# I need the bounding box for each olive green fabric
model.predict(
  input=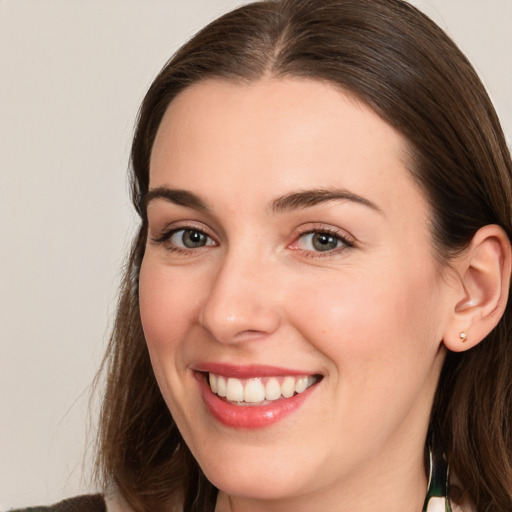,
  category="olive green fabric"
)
[422,447,451,512]
[8,494,106,512]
